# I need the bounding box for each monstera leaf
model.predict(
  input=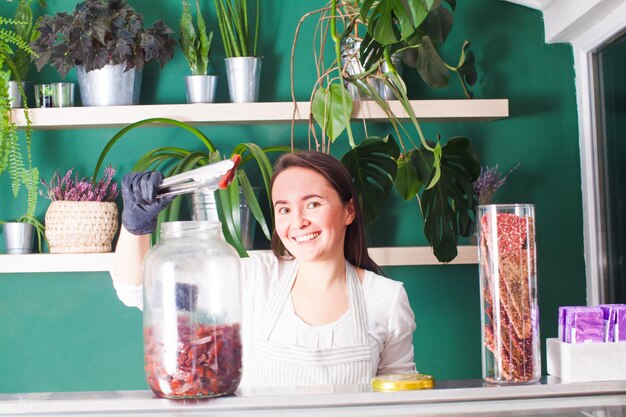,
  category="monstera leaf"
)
[416,35,449,88]
[360,0,435,45]
[412,136,480,262]
[341,136,400,223]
